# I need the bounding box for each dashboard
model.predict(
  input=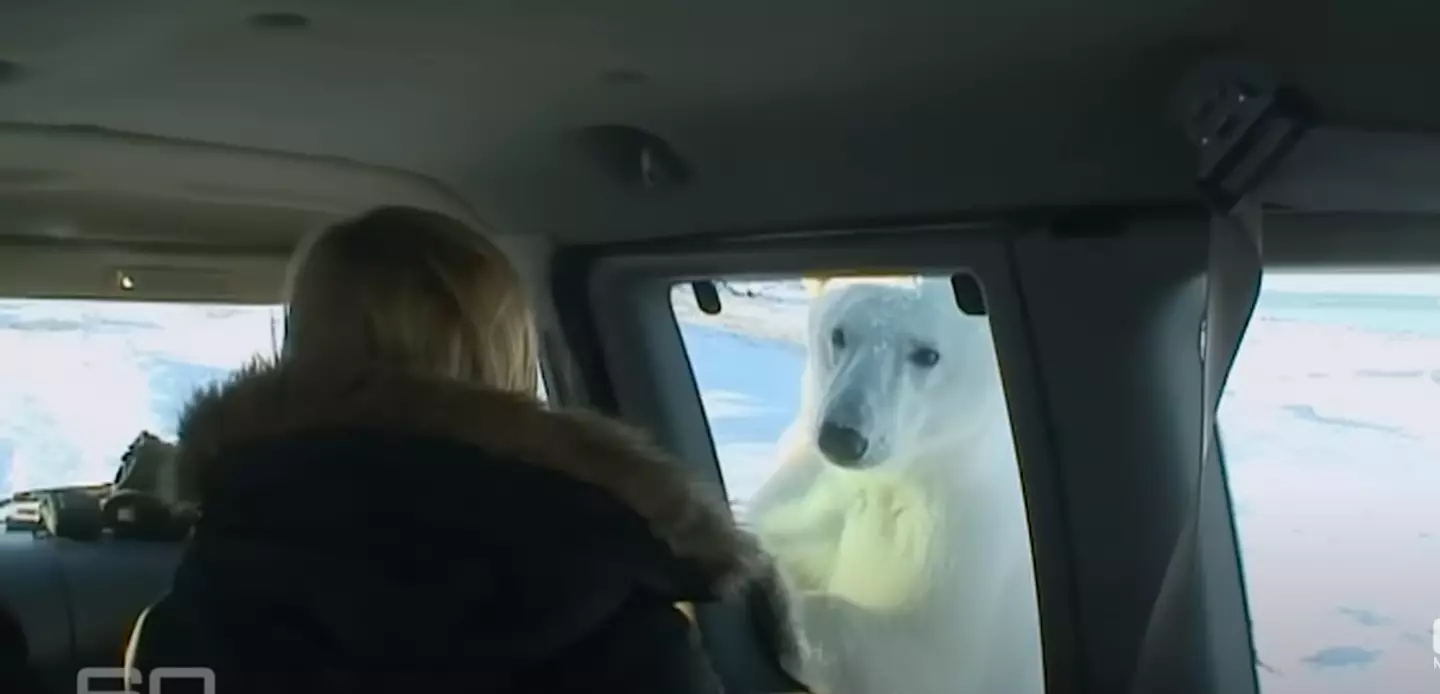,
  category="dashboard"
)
[0,531,182,691]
